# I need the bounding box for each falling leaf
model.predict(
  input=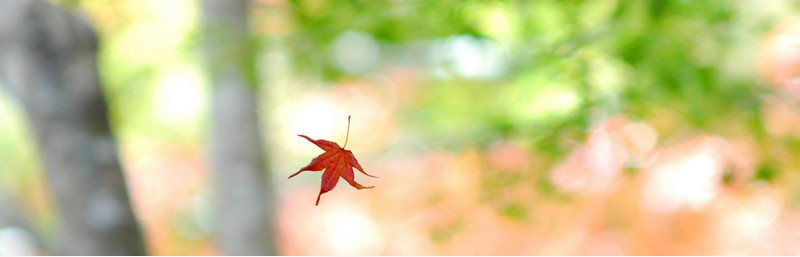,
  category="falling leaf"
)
[290,116,377,205]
